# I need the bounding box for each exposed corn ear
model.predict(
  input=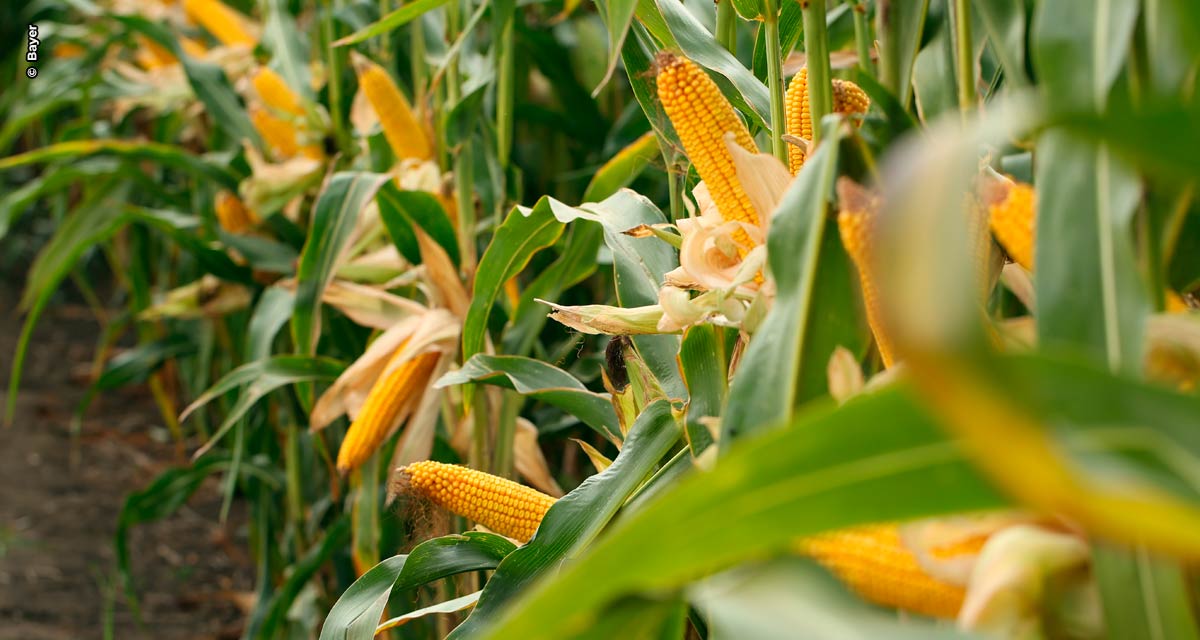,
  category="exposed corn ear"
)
[353,53,432,161]
[183,0,258,47]
[135,35,177,70]
[785,67,871,173]
[180,36,209,58]
[250,105,302,158]
[399,460,557,543]
[655,53,760,249]
[252,67,304,117]
[836,178,896,368]
[214,190,258,234]
[1166,291,1190,314]
[985,179,1036,270]
[797,523,968,619]
[337,348,439,473]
